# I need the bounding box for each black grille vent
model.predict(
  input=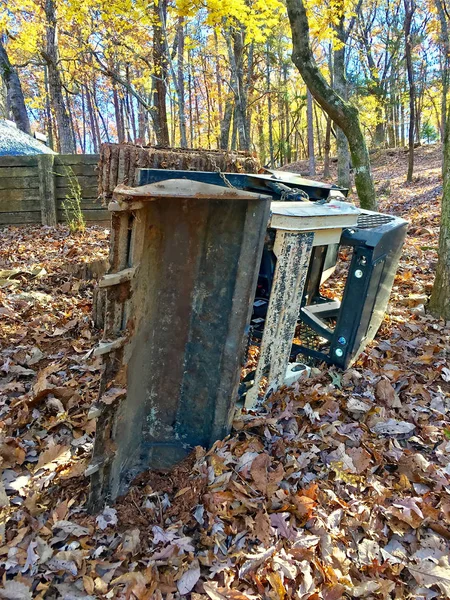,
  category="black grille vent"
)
[357,213,395,229]
[295,321,332,353]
